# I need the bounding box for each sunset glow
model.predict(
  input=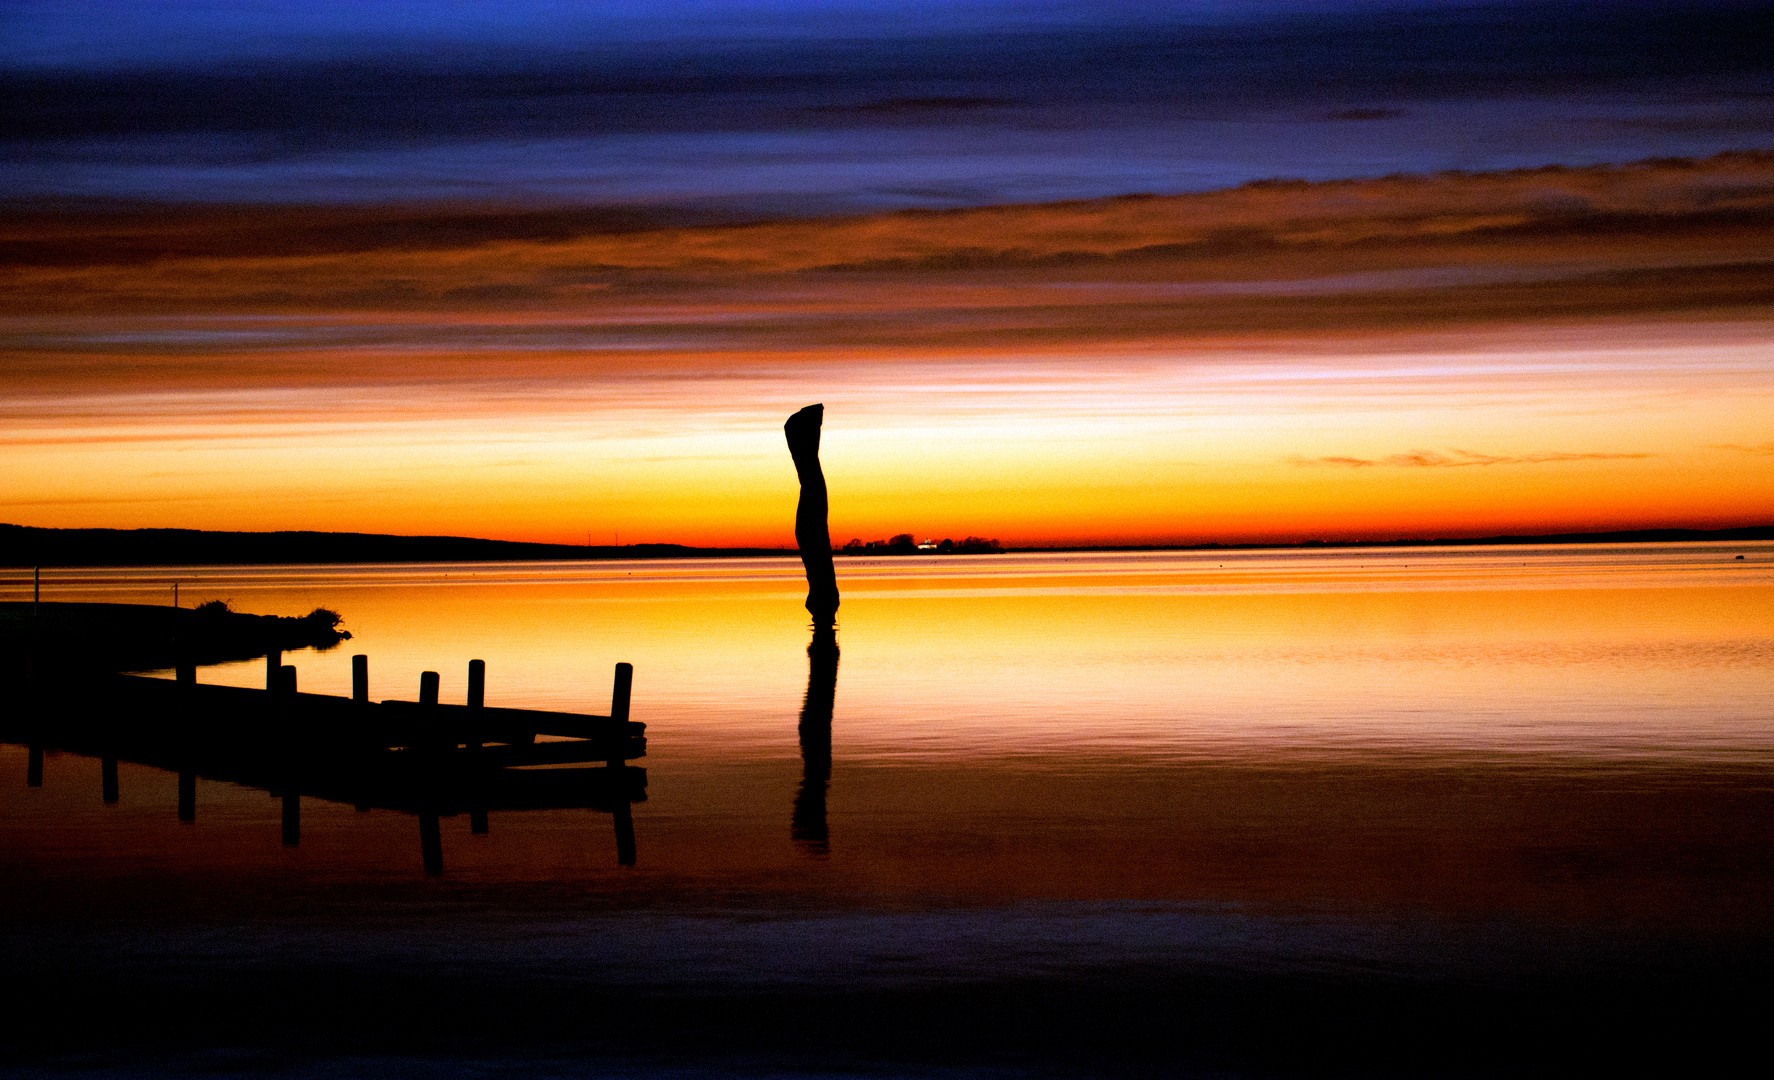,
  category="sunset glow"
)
[7,160,1774,545]
[5,2,1772,547]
